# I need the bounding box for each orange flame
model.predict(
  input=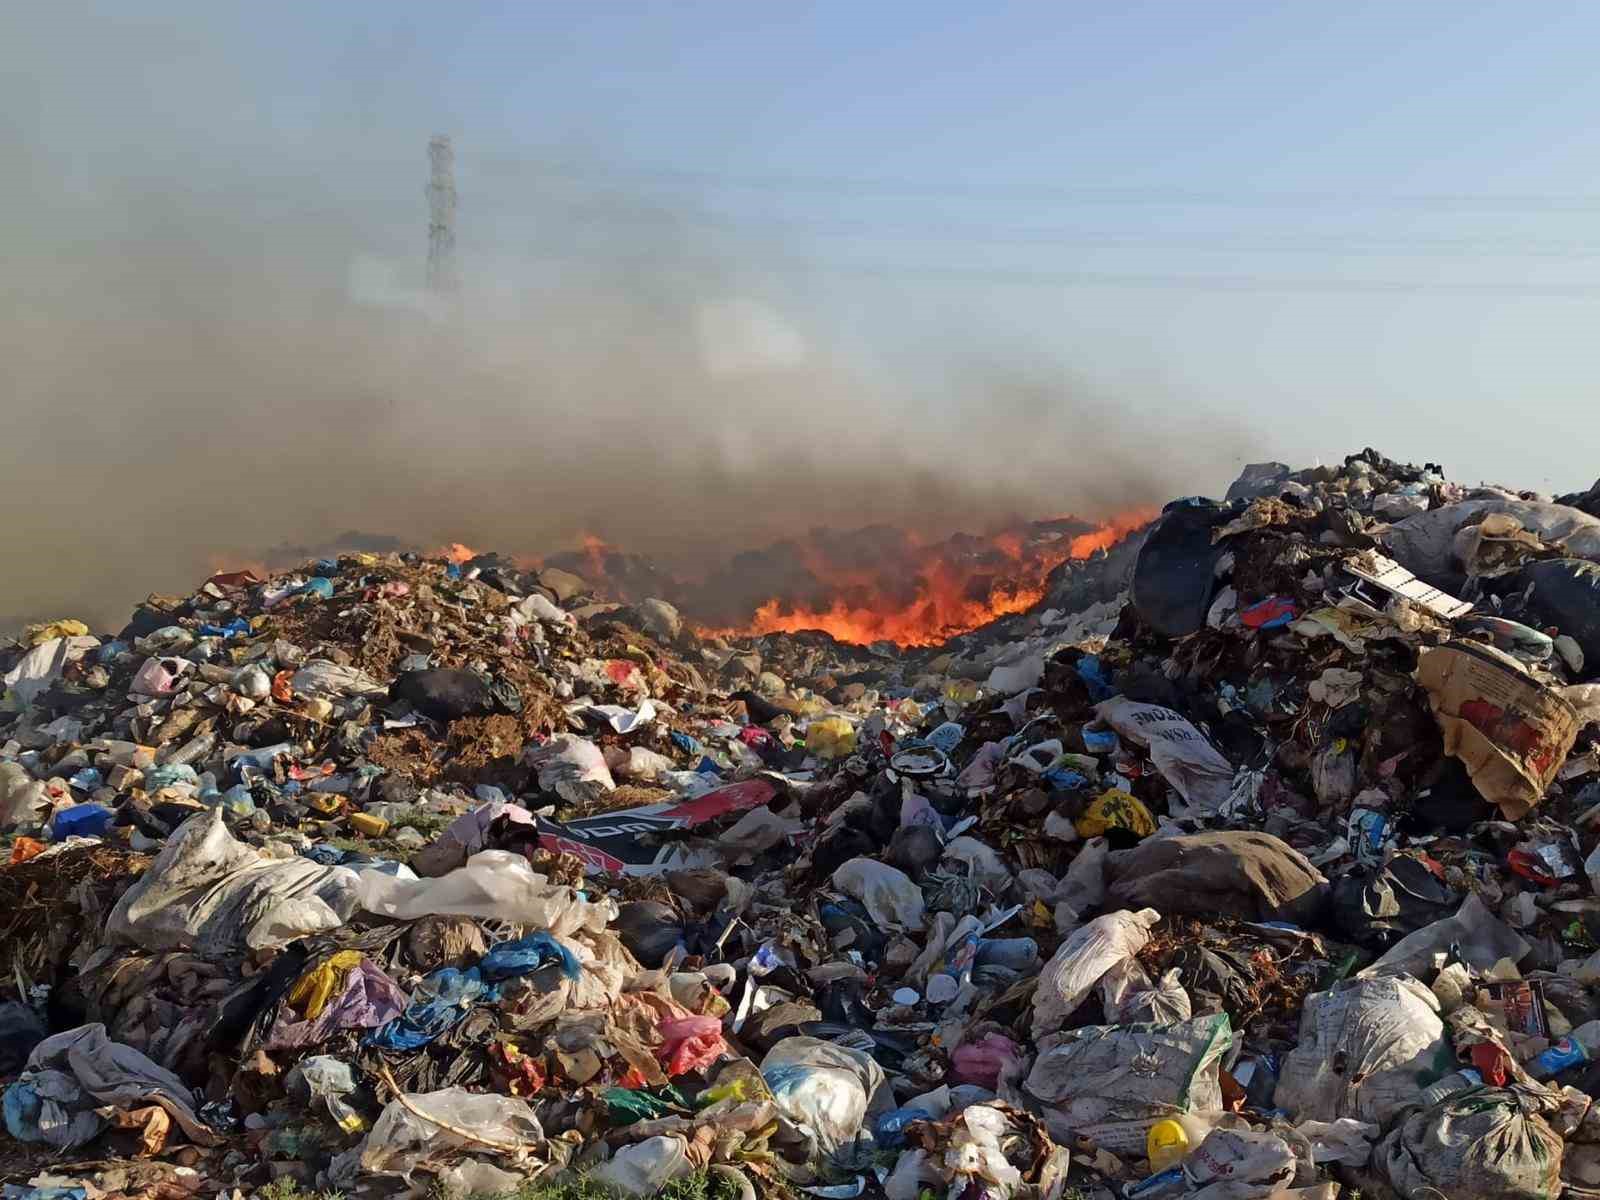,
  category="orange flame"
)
[436,542,478,565]
[702,507,1157,648]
